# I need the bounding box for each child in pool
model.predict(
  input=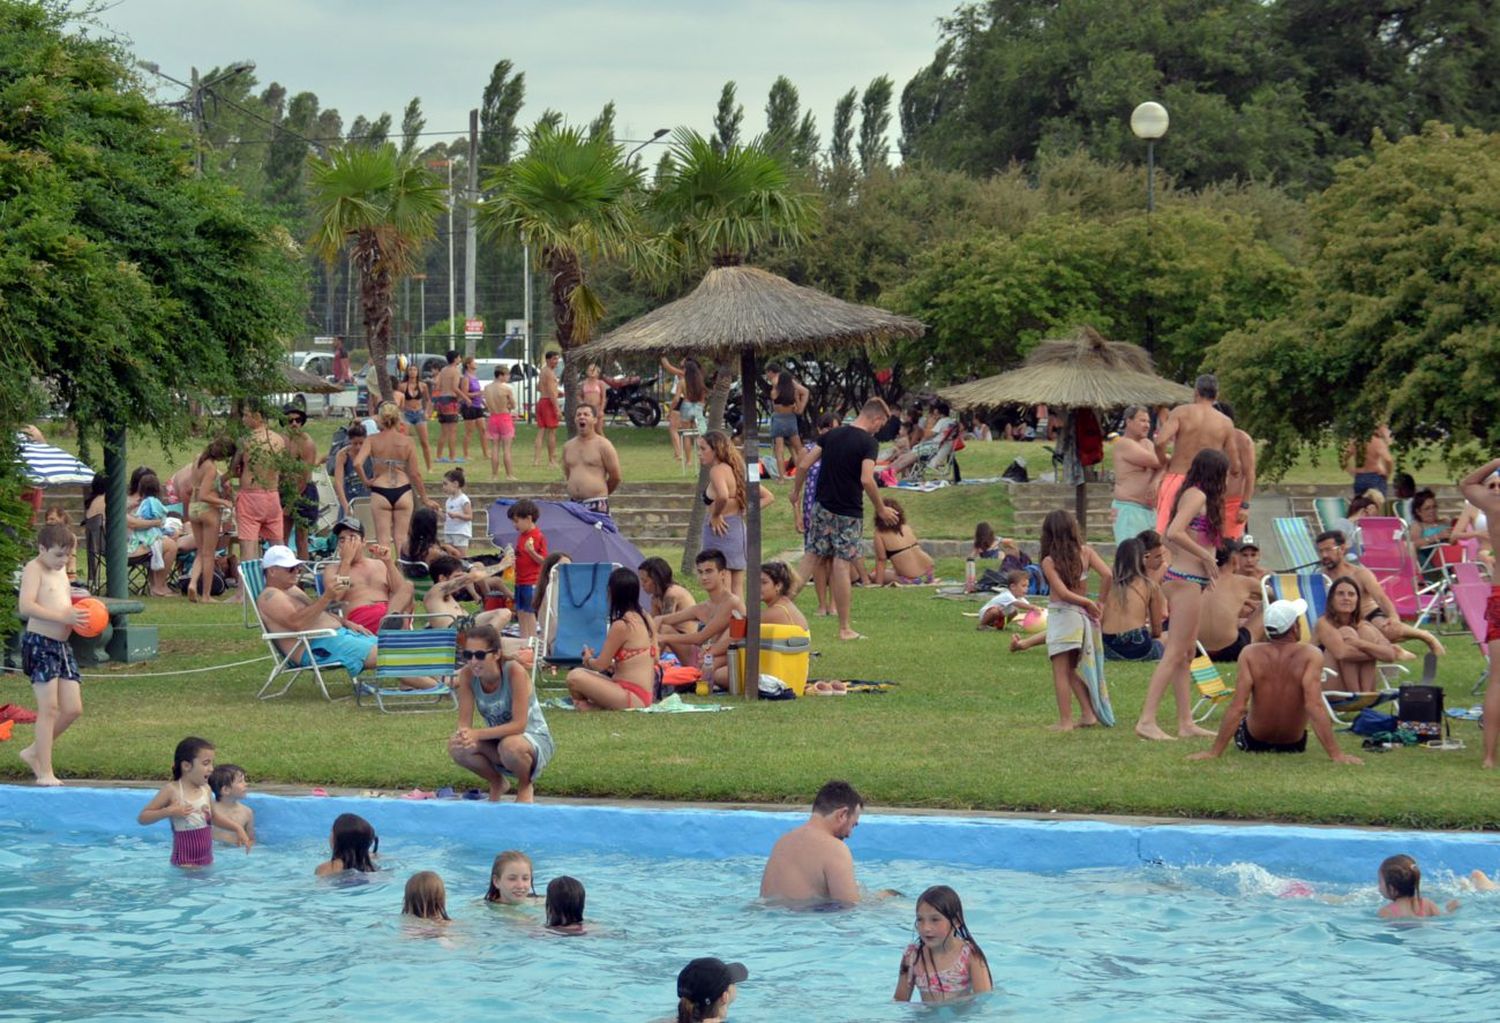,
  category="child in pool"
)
[315,813,379,876]
[208,763,255,848]
[485,850,541,904]
[894,885,993,1003]
[1378,855,1459,918]
[403,871,451,922]
[137,736,249,866]
[1470,870,1498,891]
[545,875,586,934]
